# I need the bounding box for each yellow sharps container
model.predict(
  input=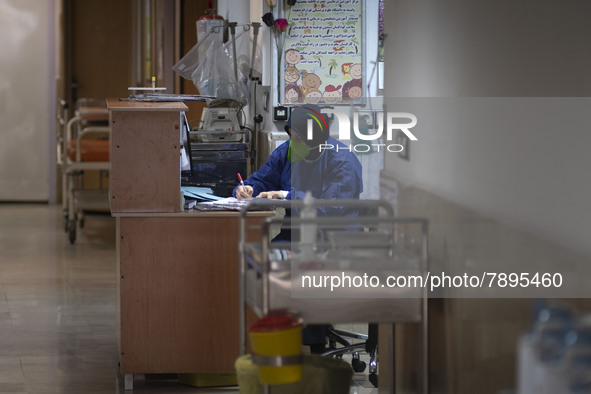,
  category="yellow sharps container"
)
[248,314,303,385]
